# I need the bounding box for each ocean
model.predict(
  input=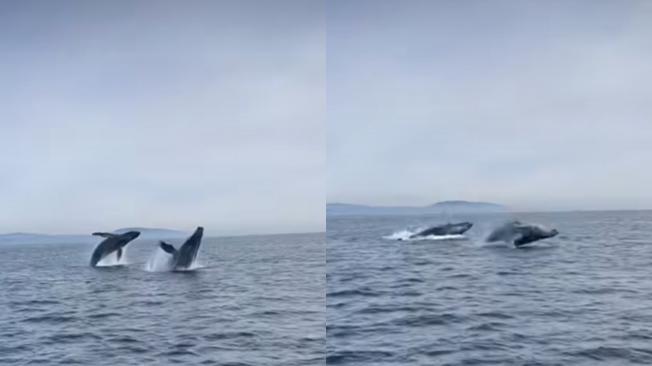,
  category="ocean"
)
[327,210,652,365]
[1,233,325,365]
